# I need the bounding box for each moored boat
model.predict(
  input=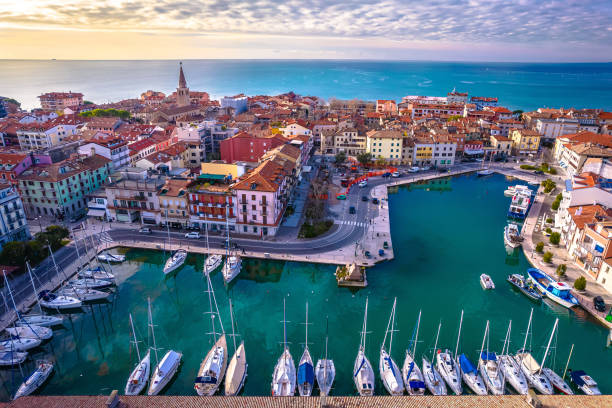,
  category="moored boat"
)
[569,369,601,395]
[477,169,494,176]
[353,298,374,396]
[203,254,223,275]
[224,298,247,396]
[422,322,447,396]
[59,286,110,302]
[478,321,504,395]
[480,274,495,290]
[271,298,296,396]
[458,354,488,395]
[297,302,314,397]
[527,268,579,308]
[0,350,28,367]
[498,320,528,395]
[163,249,187,275]
[13,360,54,400]
[507,274,542,301]
[504,223,524,248]
[125,313,151,396]
[222,255,242,284]
[148,350,182,395]
[195,335,227,396]
[542,367,573,395]
[5,325,52,341]
[315,315,334,396]
[402,310,425,396]
[508,190,532,219]
[78,267,115,281]
[97,253,126,263]
[437,349,462,395]
[37,290,82,310]
[17,315,63,328]
[69,278,114,289]
[379,298,403,395]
